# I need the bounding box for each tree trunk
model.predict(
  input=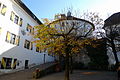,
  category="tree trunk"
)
[70,55,73,74]
[65,50,69,80]
[64,39,70,80]
[59,53,61,63]
[111,39,119,69]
